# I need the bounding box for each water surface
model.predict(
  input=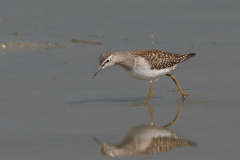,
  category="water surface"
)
[0,1,239,160]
